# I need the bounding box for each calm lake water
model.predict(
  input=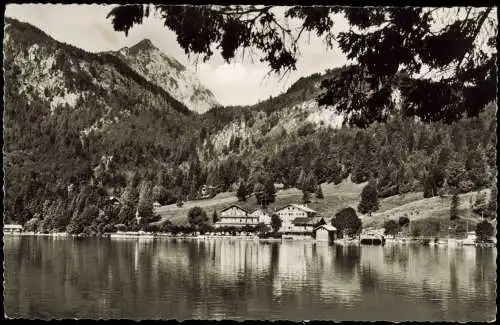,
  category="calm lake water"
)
[3,236,497,321]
